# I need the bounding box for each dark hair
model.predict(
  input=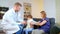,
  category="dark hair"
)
[40,11,46,17]
[27,15,32,18]
[14,2,22,7]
